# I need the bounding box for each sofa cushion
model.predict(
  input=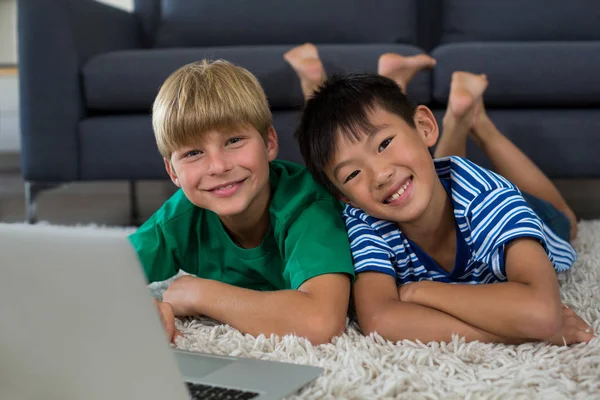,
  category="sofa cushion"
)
[83,44,432,112]
[431,109,600,180]
[441,0,600,42]
[431,42,600,106]
[155,0,417,47]
[78,111,305,180]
